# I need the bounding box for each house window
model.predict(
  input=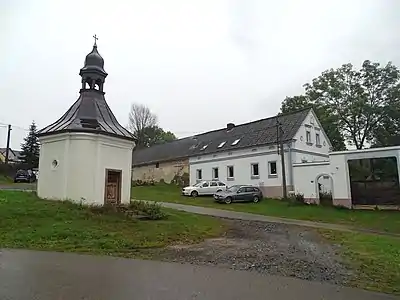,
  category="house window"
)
[196,169,202,180]
[217,141,226,148]
[155,162,159,168]
[212,167,219,179]
[231,139,240,146]
[316,133,321,146]
[251,163,259,177]
[306,130,311,143]
[268,161,277,176]
[227,166,234,179]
